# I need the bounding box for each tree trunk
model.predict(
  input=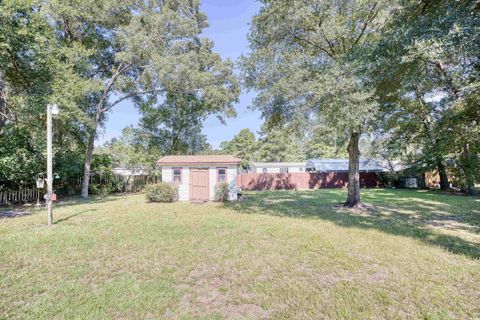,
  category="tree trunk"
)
[436,158,449,191]
[415,89,451,191]
[79,63,128,199]
[461,143,476,195]
[0,75,5,128]
[81,119,98,199]
[345,131,361,207]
